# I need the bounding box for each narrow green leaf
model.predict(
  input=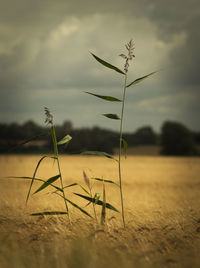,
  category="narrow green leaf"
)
[74,193,119,213]
[63,183,78,189]
[85,91,122,102]
[122,138,128,158]
[57,134,72,147]
[126,71,157,88]
[84,201,92,208]
[52,182,78,194]
[8,132,49,152]
[63,182,90,196]
[102,114,120,120]
[33,174,60,194]
[55,192,92,218]
[8,176,44,183]
[8,176,63,192]
[92,178,119,187]
[79,184,90,195]
[94,193,101,205]
[31,211,67,216]
[81,151,117,161]
[51,126,58,157]
[90,53,125,75]
[26,155,57,204]
[101,182,106,225]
